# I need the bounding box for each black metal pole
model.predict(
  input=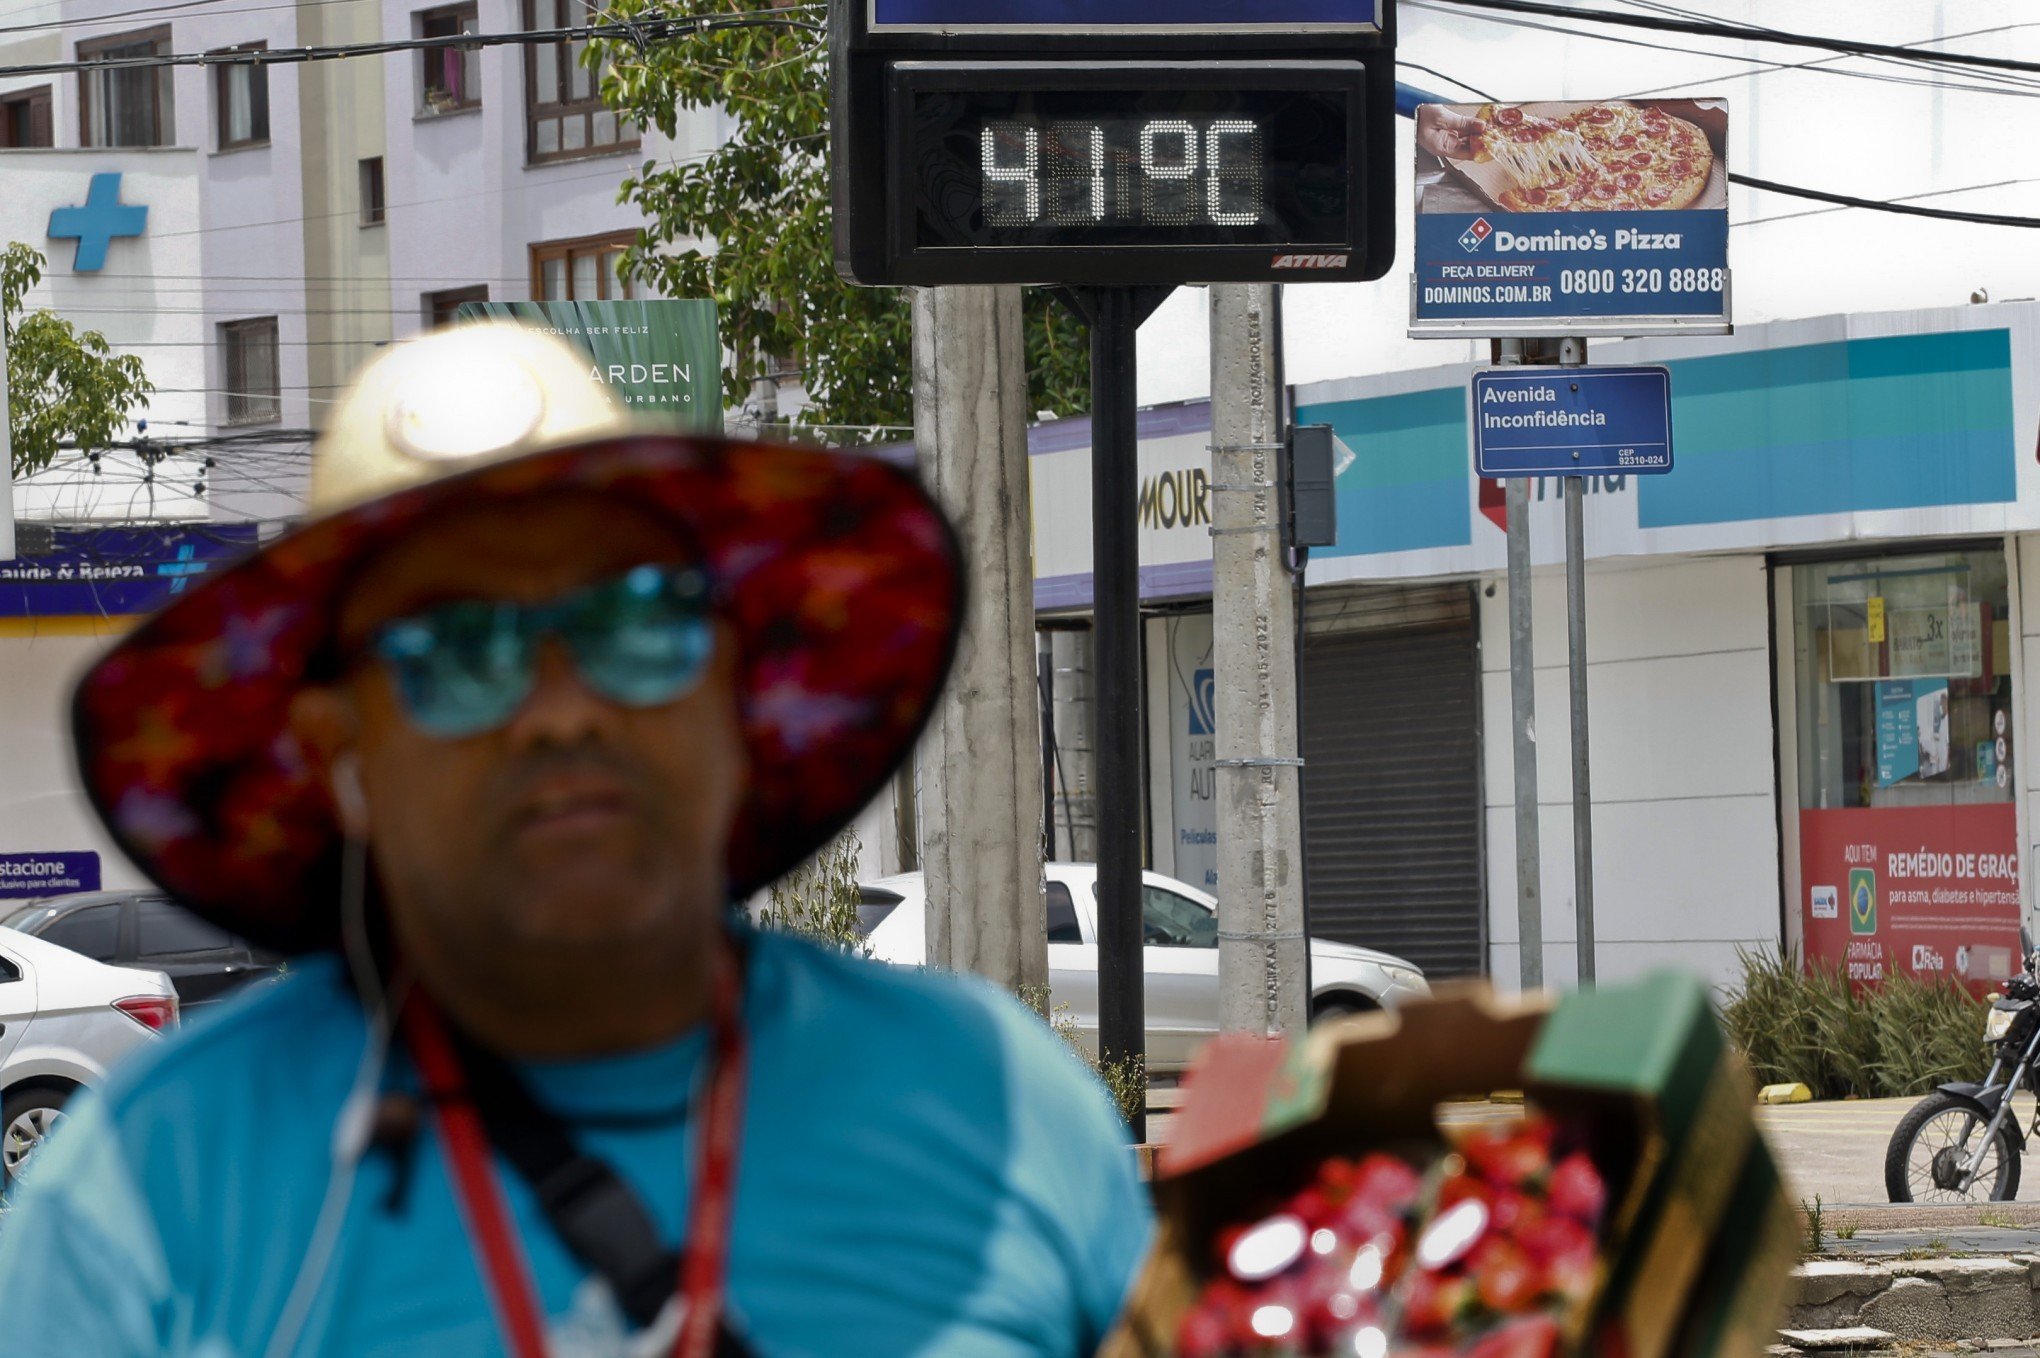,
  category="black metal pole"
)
[1039,644,1058,860]
[1088,285,1145,1143]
